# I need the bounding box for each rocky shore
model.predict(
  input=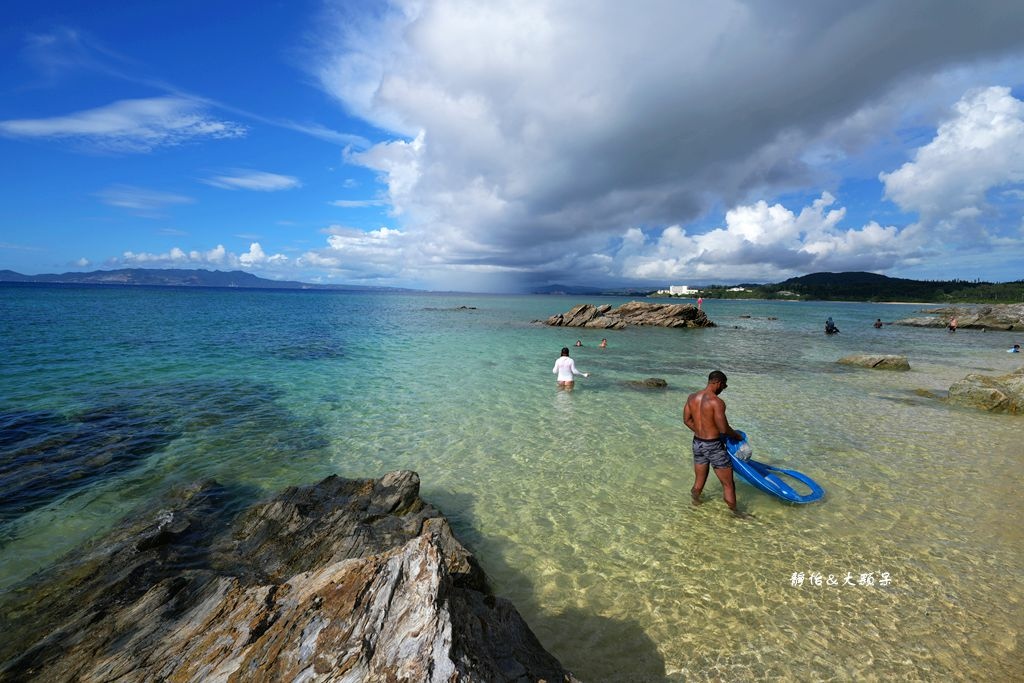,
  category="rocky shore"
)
[0,471,578,683]
[894,303,1024,330]
[543,301,714,329]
